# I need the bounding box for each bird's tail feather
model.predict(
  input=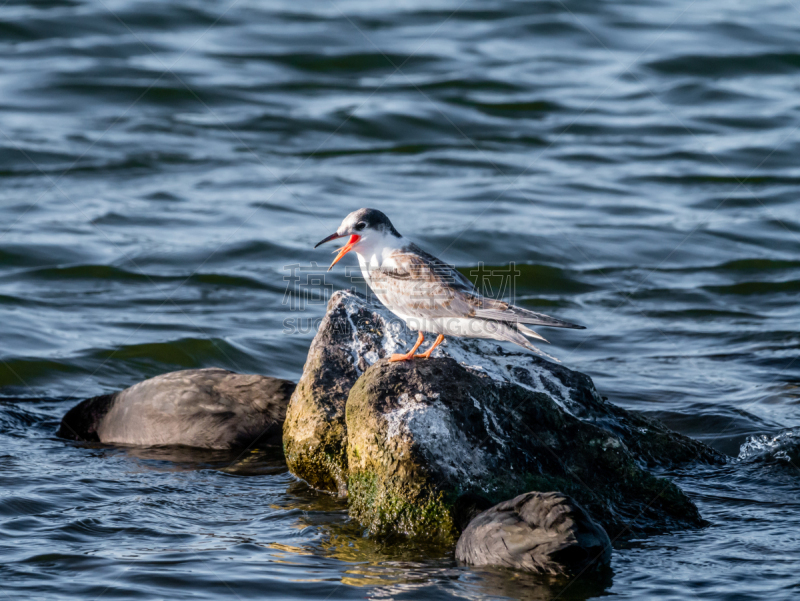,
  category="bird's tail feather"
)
[495,323,561,363]
[517,323,548,343]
